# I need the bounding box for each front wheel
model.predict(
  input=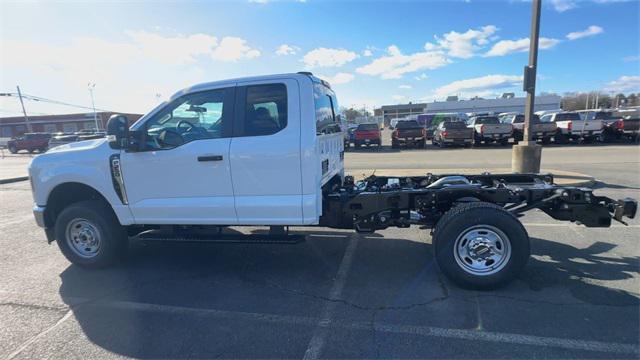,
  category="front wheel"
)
[54,200,128,268]
[8,145,17,154]
[433,202,530,290]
